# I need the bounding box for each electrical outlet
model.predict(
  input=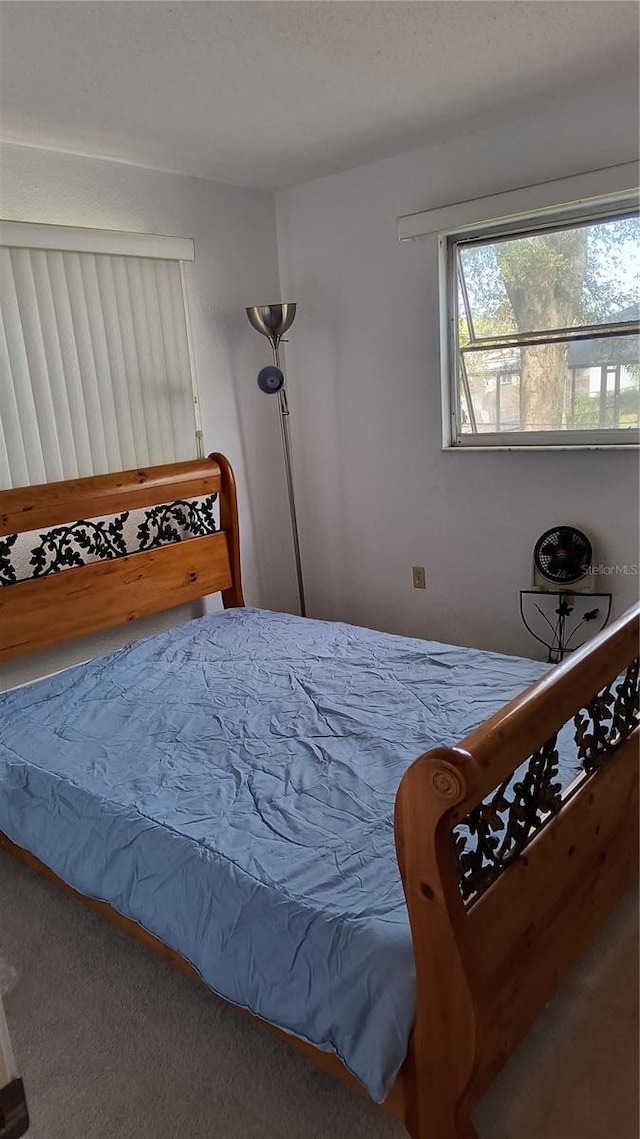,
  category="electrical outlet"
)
[412,565,426,589]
